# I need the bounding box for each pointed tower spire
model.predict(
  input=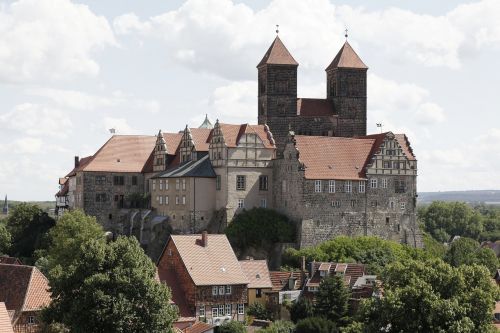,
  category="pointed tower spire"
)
[257,36,298,67]
[199,114,213,129]
[326,41,368,70]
